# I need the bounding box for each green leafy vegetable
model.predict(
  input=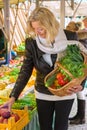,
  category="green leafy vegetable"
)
[60,44,86,78]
